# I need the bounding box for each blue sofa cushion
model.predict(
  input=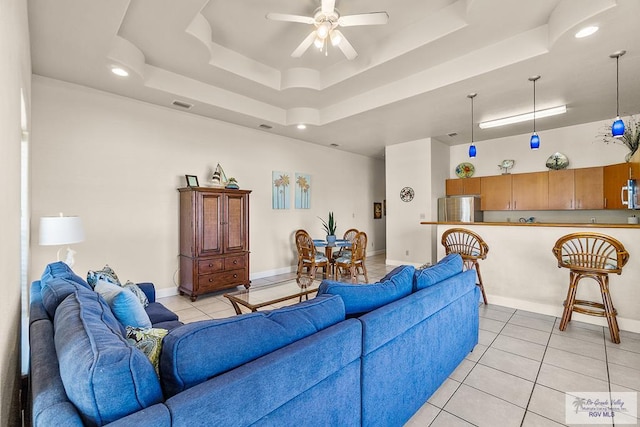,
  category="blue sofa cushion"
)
[41,261,91,289]
[94,281,152,329]
[41,276,95,319]
[413,253,463,291]
[160,294,345,396]
[318,265,414,316]
[54,291,162,426]
[146,302,179,325]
